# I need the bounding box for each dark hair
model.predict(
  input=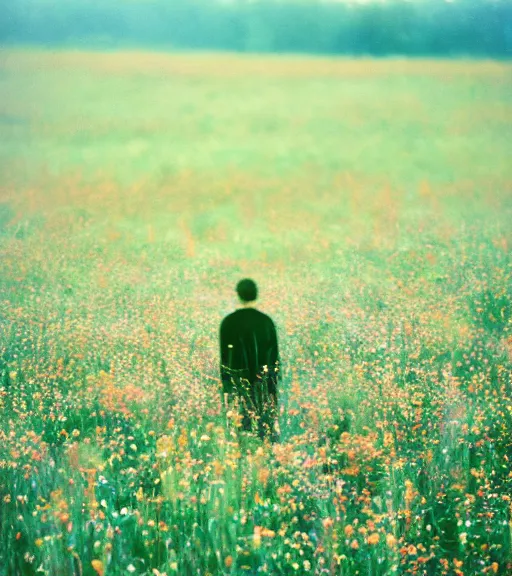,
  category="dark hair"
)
[236,278,258,302]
